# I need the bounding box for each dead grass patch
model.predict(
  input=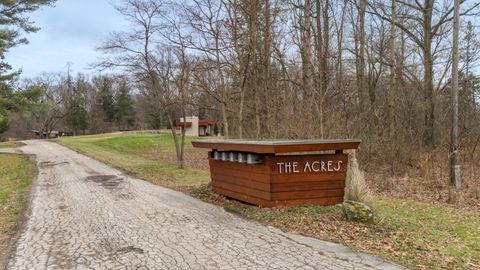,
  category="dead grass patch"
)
[0,141,25,148]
